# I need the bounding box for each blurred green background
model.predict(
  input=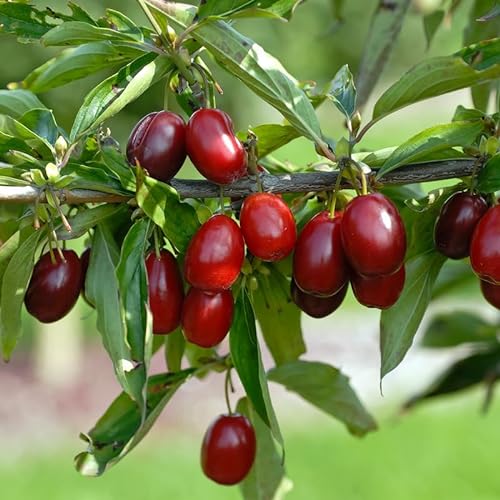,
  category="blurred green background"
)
[1,1,499,499]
